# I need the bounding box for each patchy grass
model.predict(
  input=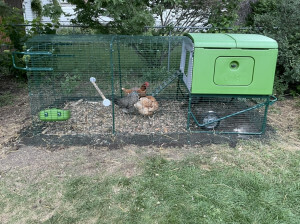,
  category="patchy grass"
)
[1,142,300,224]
